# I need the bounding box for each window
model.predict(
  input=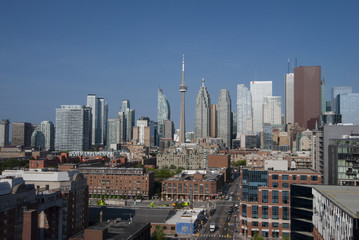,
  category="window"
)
[283,223,290,229]
[171,226,175,230]
[282,191,289,204]
[262,190,268,203]
[272,174,278,180]
[242,204,247,217]
[252,221,258,227]
[300,175,307,181]
[311,175,318,181]
[282,183,289,188]
[272,206,279,219]
[272,222,279,228]
[252,205,258,218]
[282,175,289,180]
[292,175,297,180]
[262,206,268,219]
[272,182,278,188]
[283,207,290,220]
[272,191,278,203]
[262,222,268,227]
